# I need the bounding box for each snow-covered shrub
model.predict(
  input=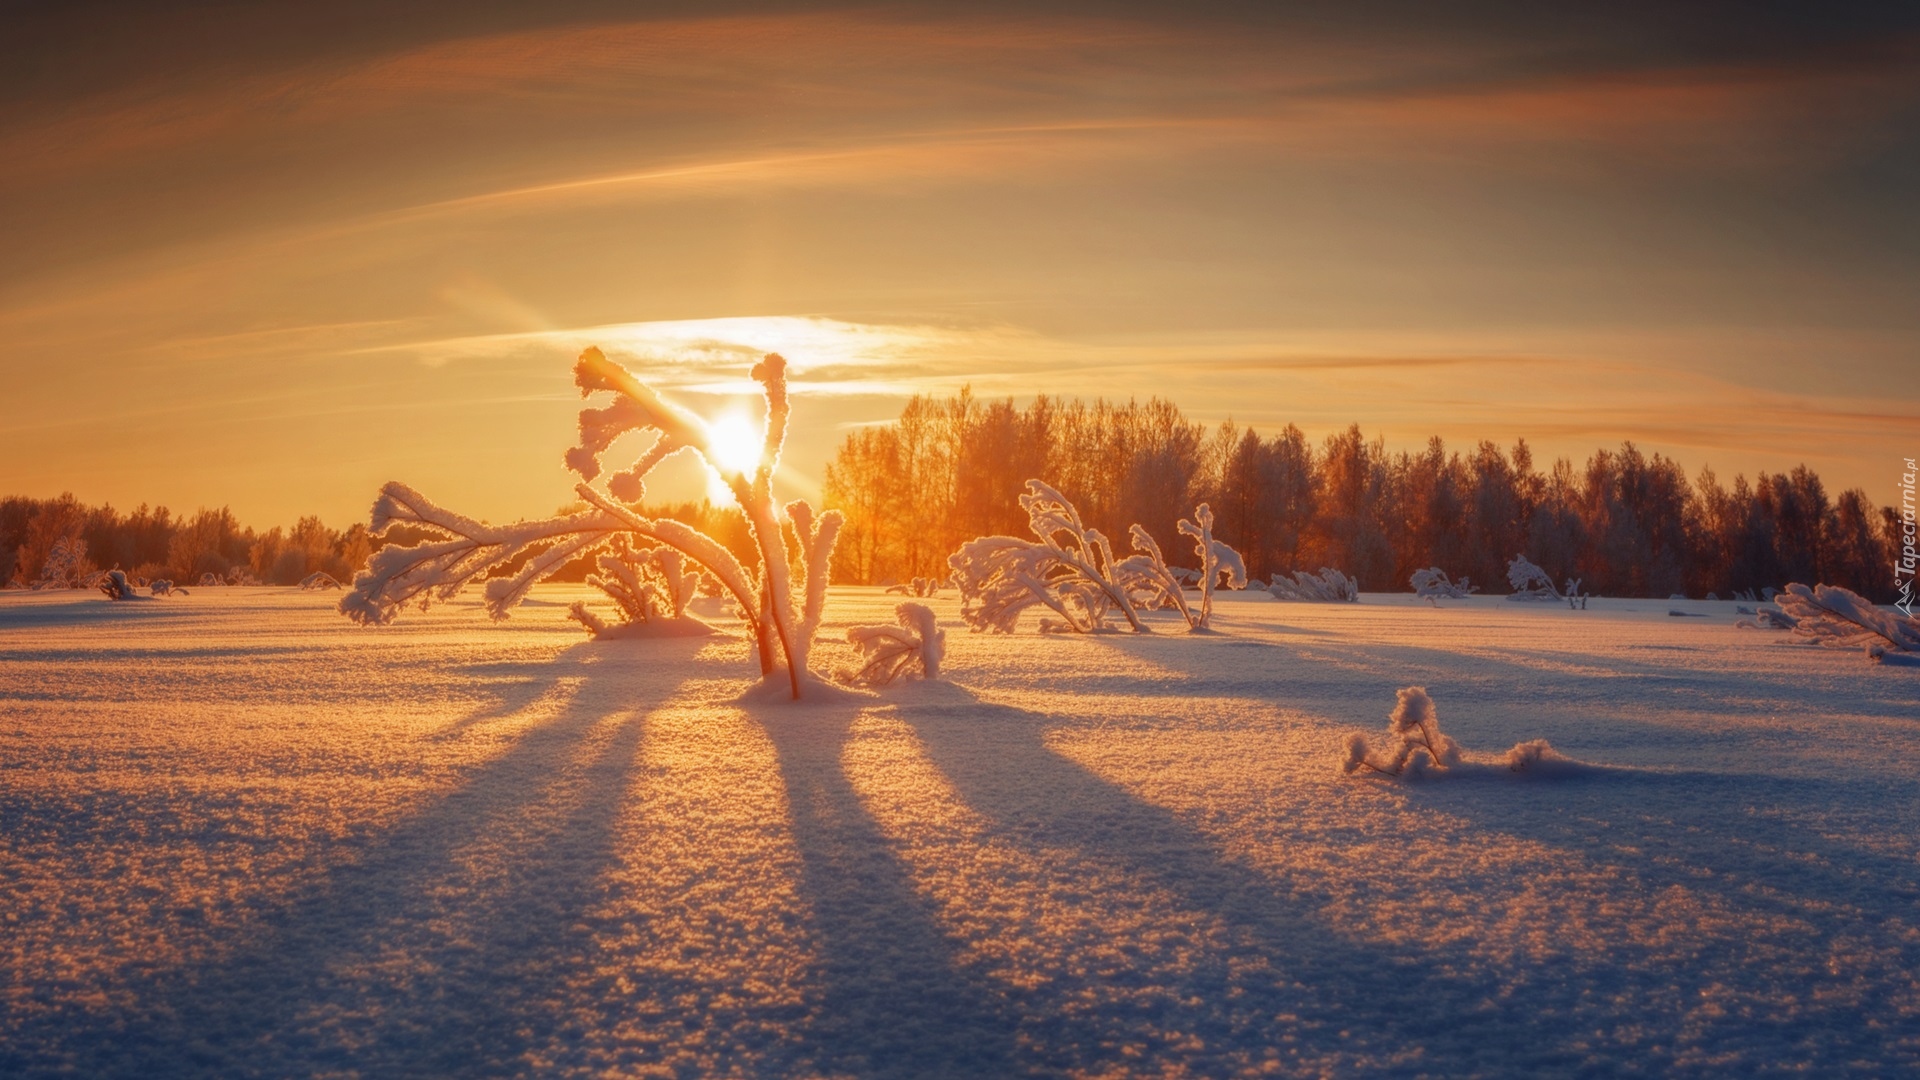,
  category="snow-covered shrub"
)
[839,601,945,686]
[197,572,221,588]
[1410,567,1477,599]
[948,480,1145,634]
[227,566,261,586]
[1340,686,1560,778]
[339,348,842,699]
[1564,579,1589,610]
[1776,583,1920,662]
[299,571,342,590]
[97,569,138,600]
[1268,567,1358,603]
[1113,503,1247,631]
[566,537,714,640]
[1504,555,1563,602]
[149,579,180,596]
